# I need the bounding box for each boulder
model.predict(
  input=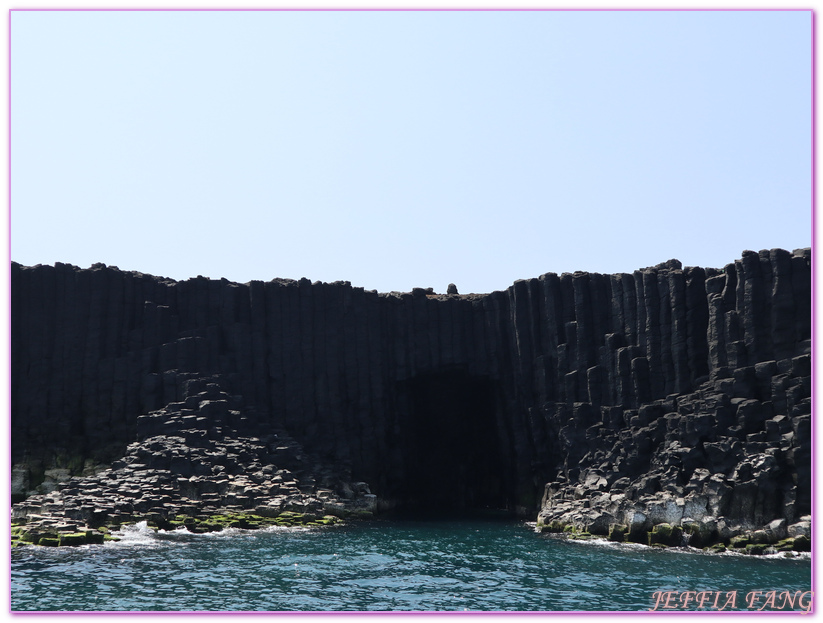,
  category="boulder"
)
[648,523,683,547]
[787,519,811,539]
